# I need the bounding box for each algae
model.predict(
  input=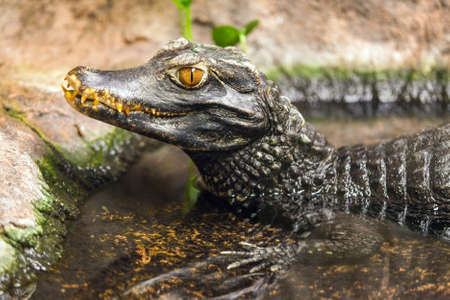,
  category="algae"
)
[3,226,43,248]
[183,161,200,215]
[0,239,16,274]
[266,64,449,119]
[265,64,450,82]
